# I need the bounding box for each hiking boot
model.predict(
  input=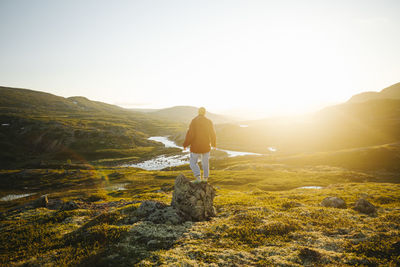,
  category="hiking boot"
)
[192,176,202,183]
